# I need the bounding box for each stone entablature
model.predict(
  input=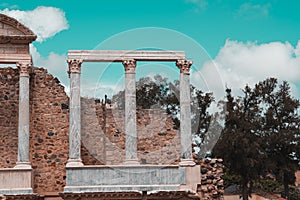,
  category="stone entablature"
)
[68,50,185,62]
[0,14,36,64]
[0,14,36,42]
